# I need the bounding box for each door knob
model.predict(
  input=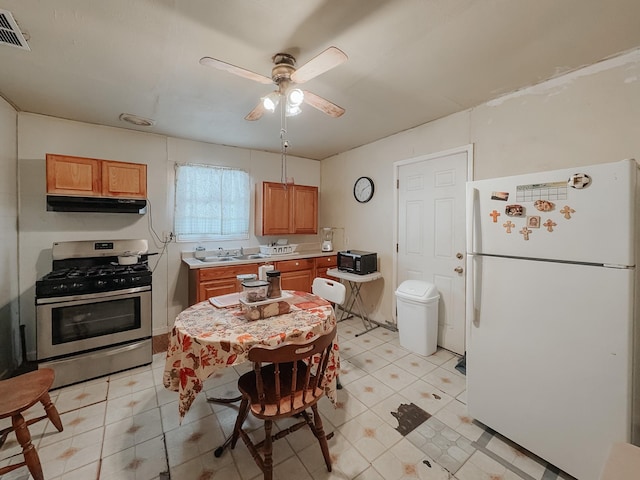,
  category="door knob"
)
[454,266,463,273]
[456,253,464,260]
